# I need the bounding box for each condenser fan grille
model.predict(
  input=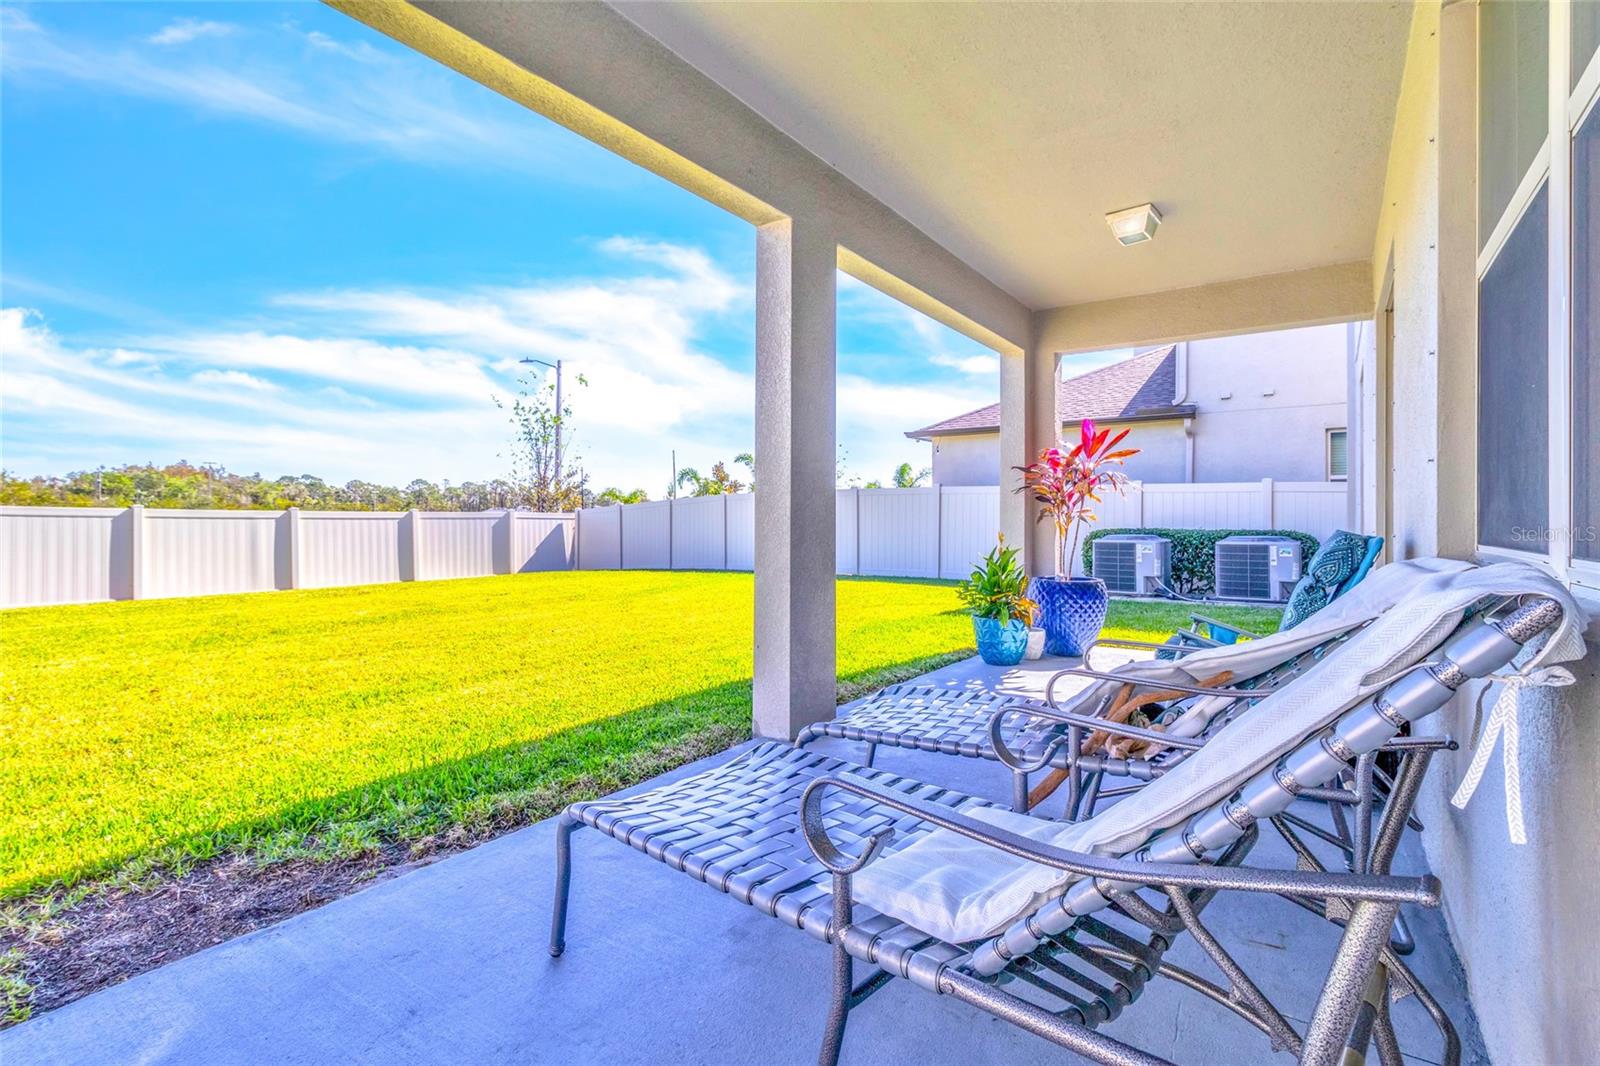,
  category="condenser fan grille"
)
[1215,542,1274,600]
